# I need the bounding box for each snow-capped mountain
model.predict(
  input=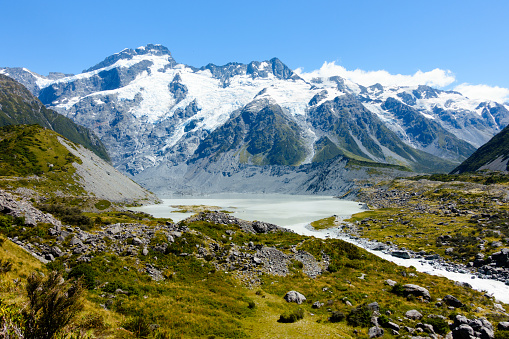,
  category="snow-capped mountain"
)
[2,44,508,194]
